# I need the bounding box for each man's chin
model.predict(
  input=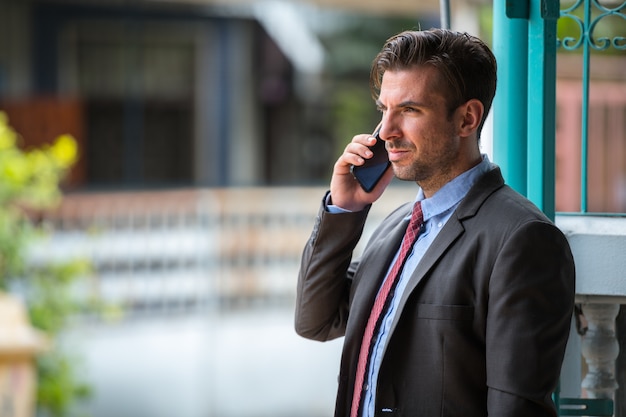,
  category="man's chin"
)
[391,166,417,182]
